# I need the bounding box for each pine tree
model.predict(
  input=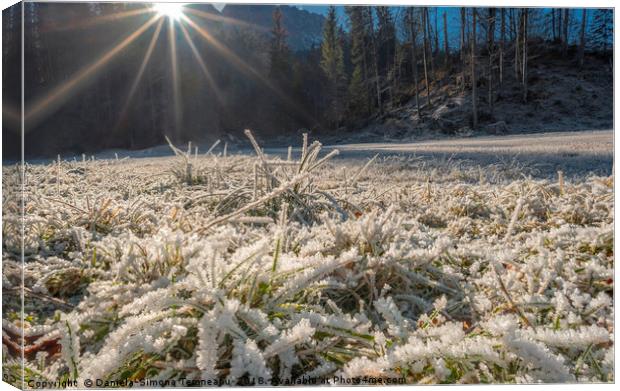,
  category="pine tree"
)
[346,6,370,118]
[269,7,290,81]
[363,6,382,114]
[522,9,529,103]
[268,6,296,128]
[471,8,478,129]
[376,7,396,77]
[499,8,505,85]
[591,9,612,52]
[375,7,396,106]
[347,66,369,118]
[562,9,570,56]
[487,8,496,114]
[551,9,557,41]
[320,6,346,127]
